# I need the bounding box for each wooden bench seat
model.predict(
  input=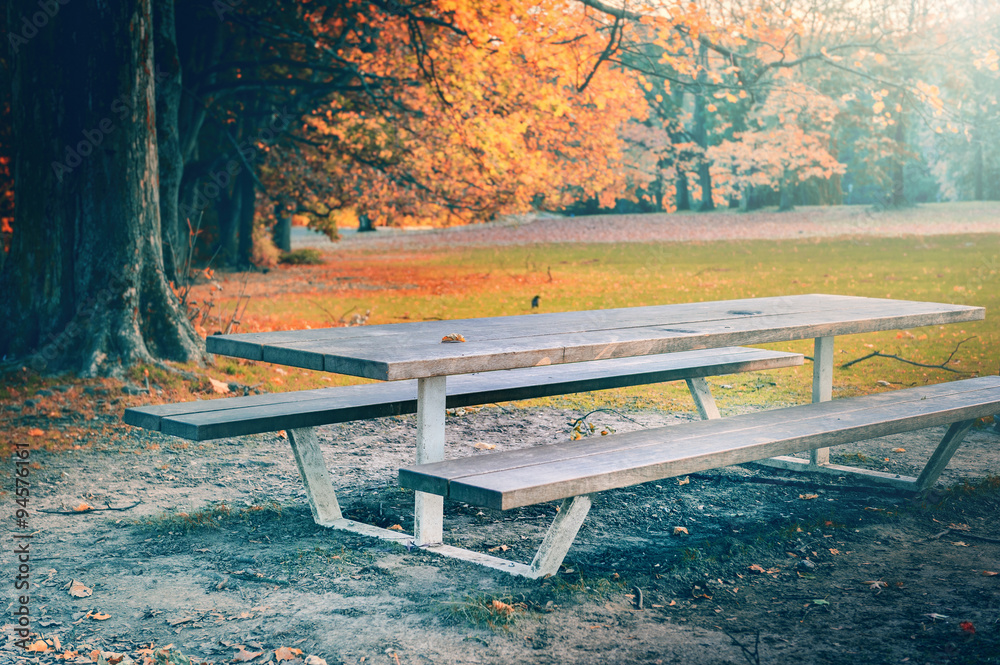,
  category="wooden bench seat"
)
[399,376,1000,577]
[124,347,802,440]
